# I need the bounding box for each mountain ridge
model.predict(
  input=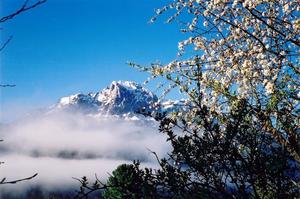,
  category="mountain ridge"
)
[47,81,189,121]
